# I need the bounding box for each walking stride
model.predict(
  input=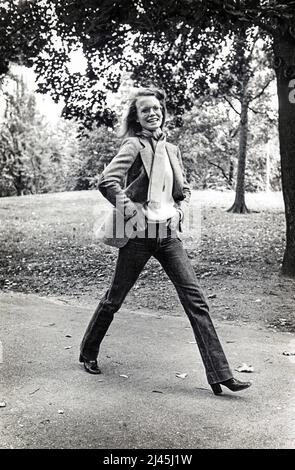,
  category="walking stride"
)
[79,87,252,395]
